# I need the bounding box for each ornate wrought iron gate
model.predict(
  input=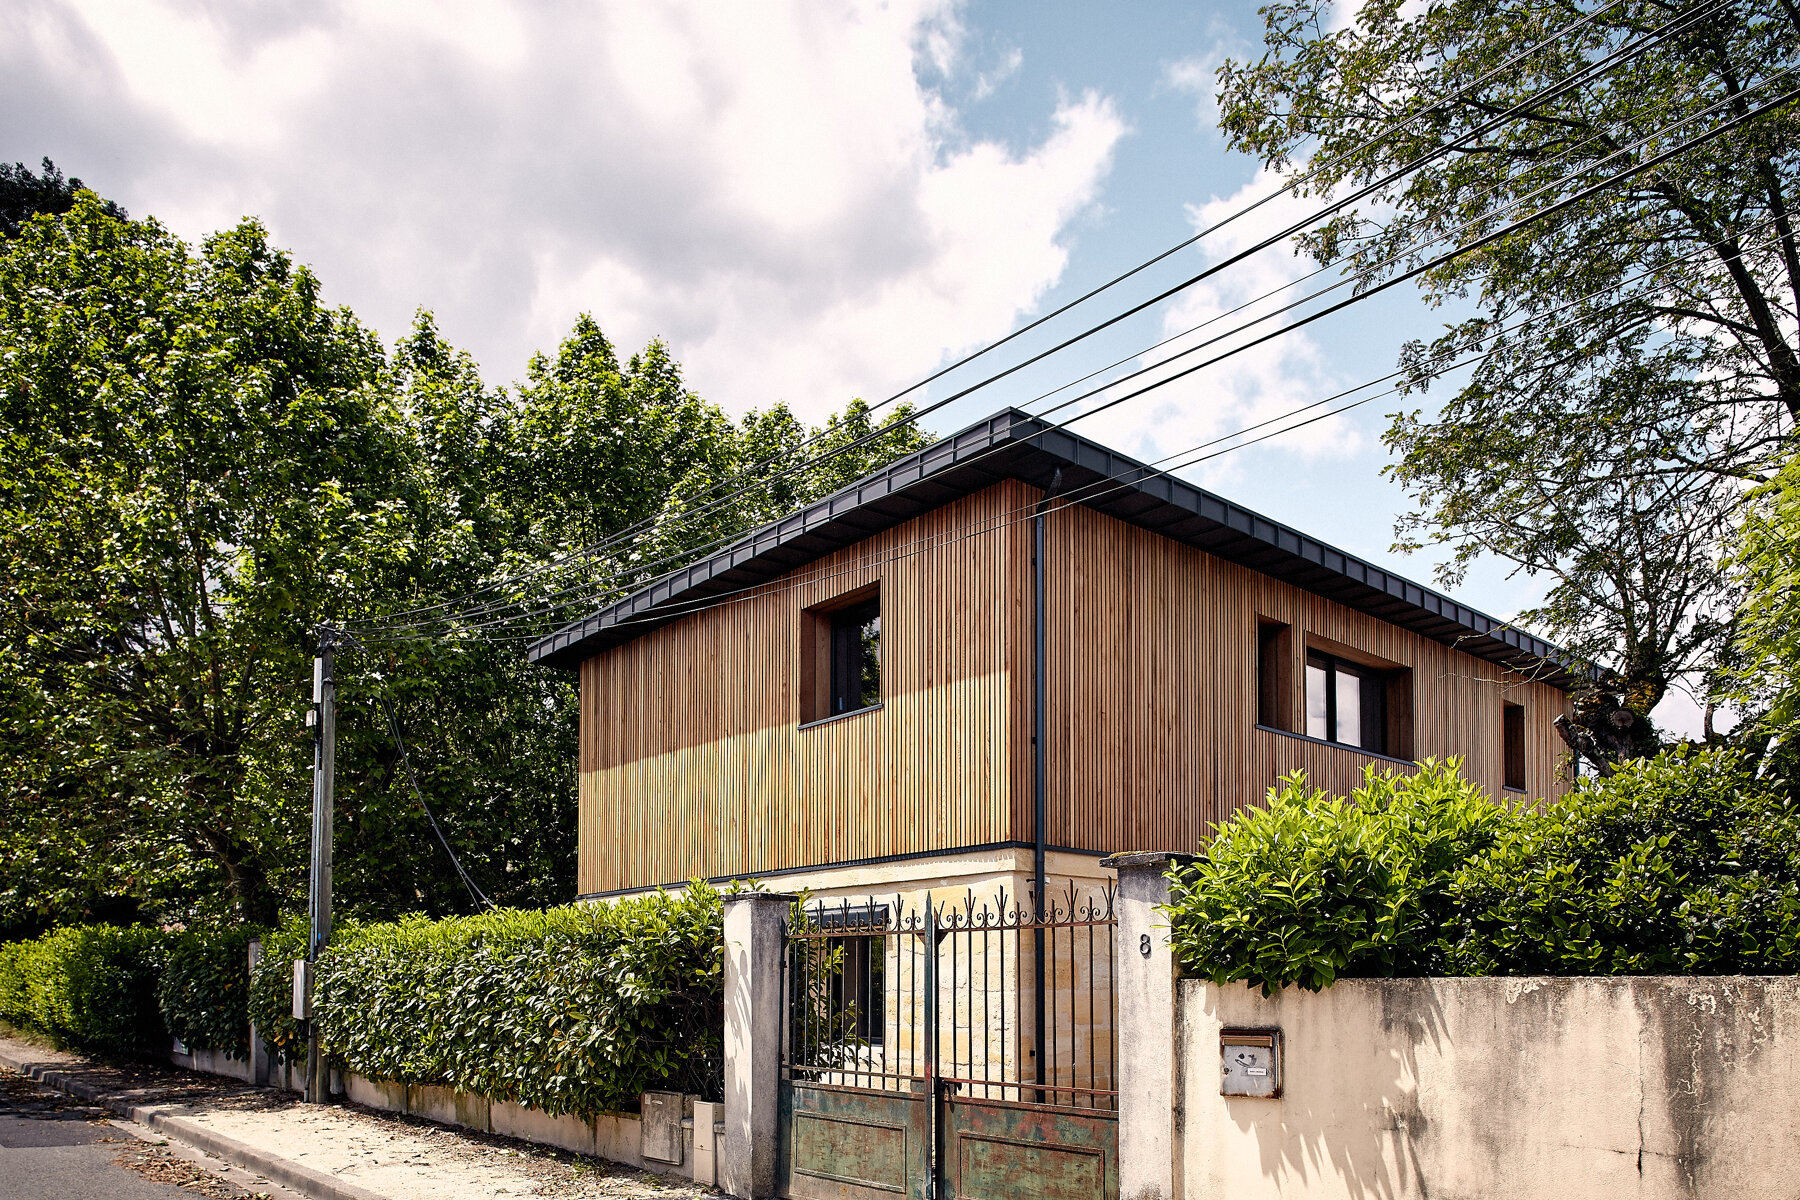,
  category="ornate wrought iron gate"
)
[778,886,1118,1200]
